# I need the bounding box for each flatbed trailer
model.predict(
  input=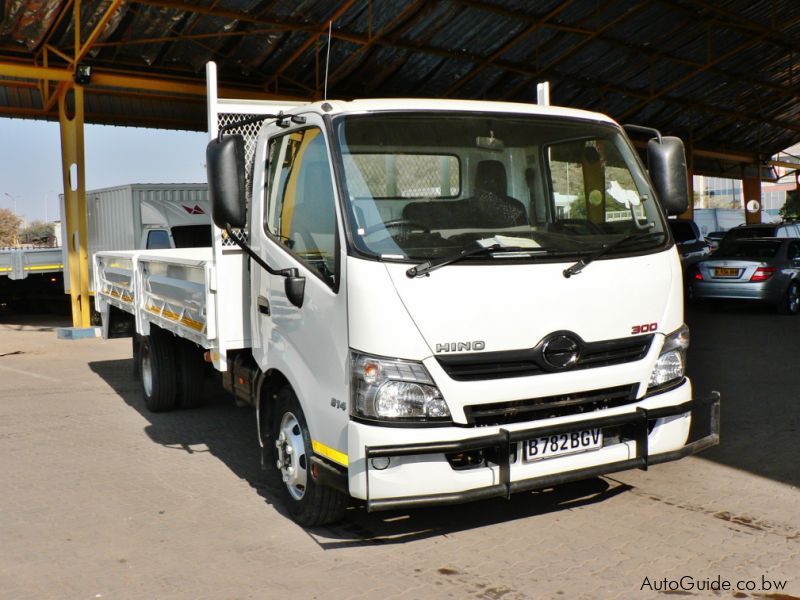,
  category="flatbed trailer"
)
[0,247,65,310]
[94,247,246,353]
